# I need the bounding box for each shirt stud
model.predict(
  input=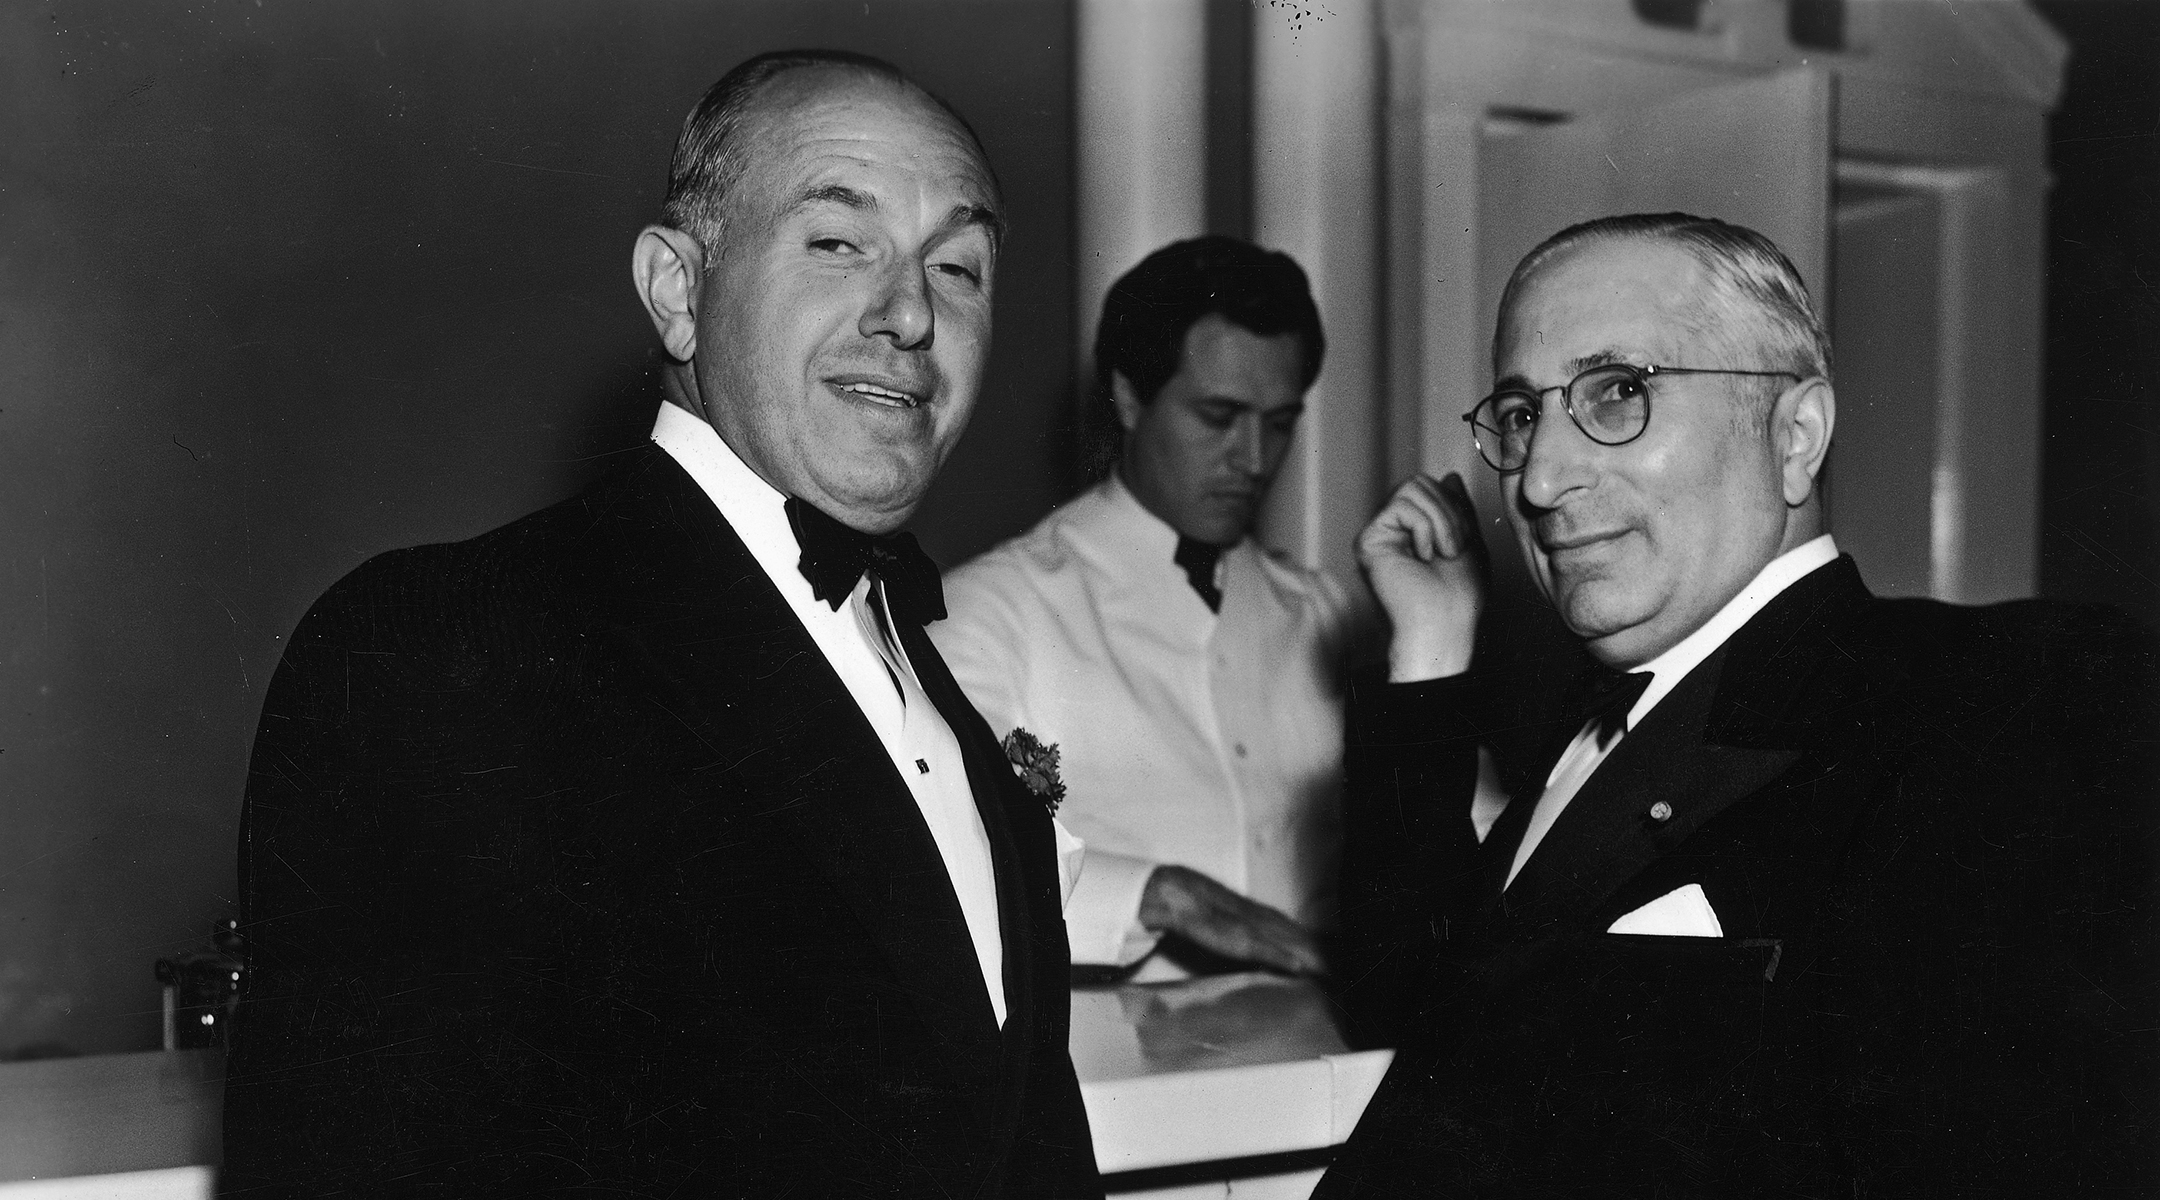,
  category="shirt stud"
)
[1648,800,1674,823]
[915,758,929,775]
